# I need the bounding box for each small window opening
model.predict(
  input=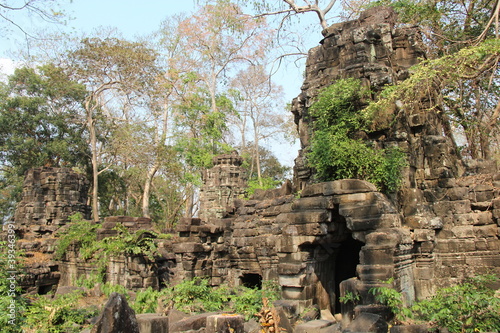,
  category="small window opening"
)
[240,273,262,289]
